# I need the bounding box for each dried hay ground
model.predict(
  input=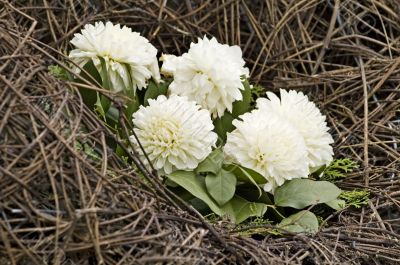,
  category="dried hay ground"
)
[0,1,399,264]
